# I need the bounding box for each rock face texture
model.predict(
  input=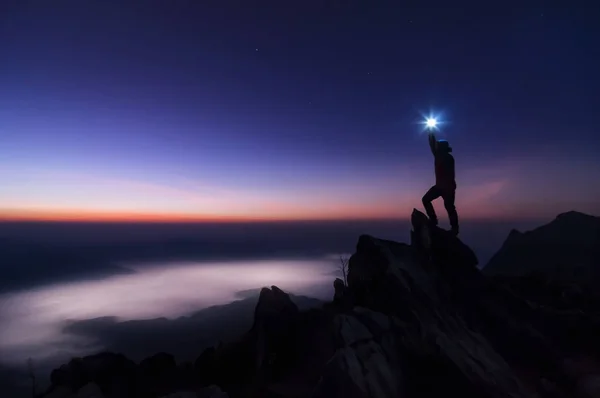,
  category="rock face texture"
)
[40,209,600,398]
[341,234,527,398]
